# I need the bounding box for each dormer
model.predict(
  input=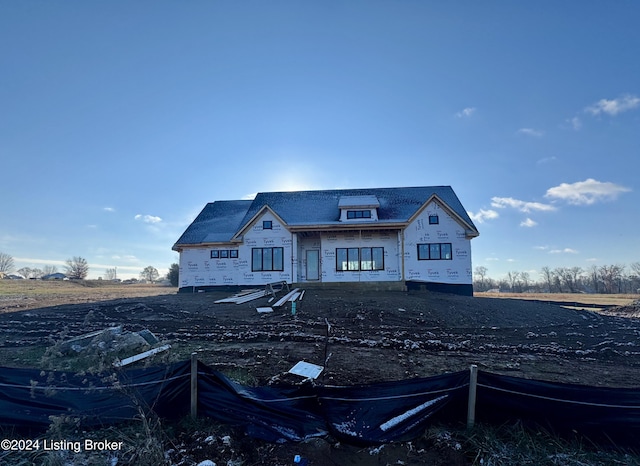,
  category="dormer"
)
[338,195,380,222]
